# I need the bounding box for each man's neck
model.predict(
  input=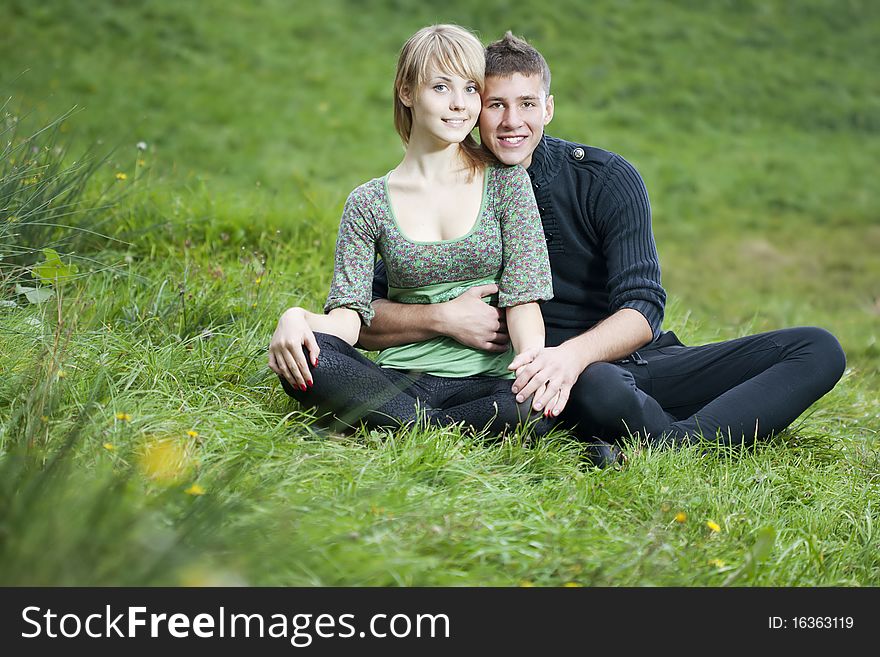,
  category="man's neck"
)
[523,134,546,172]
